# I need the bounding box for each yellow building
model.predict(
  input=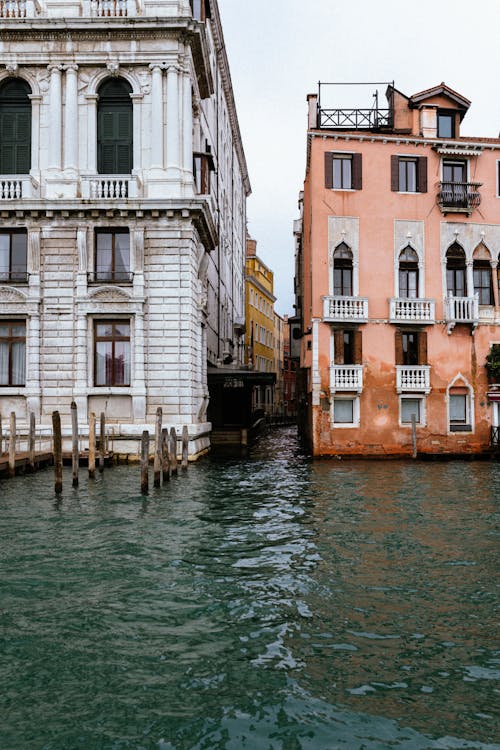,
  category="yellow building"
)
[245,237,277,413]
